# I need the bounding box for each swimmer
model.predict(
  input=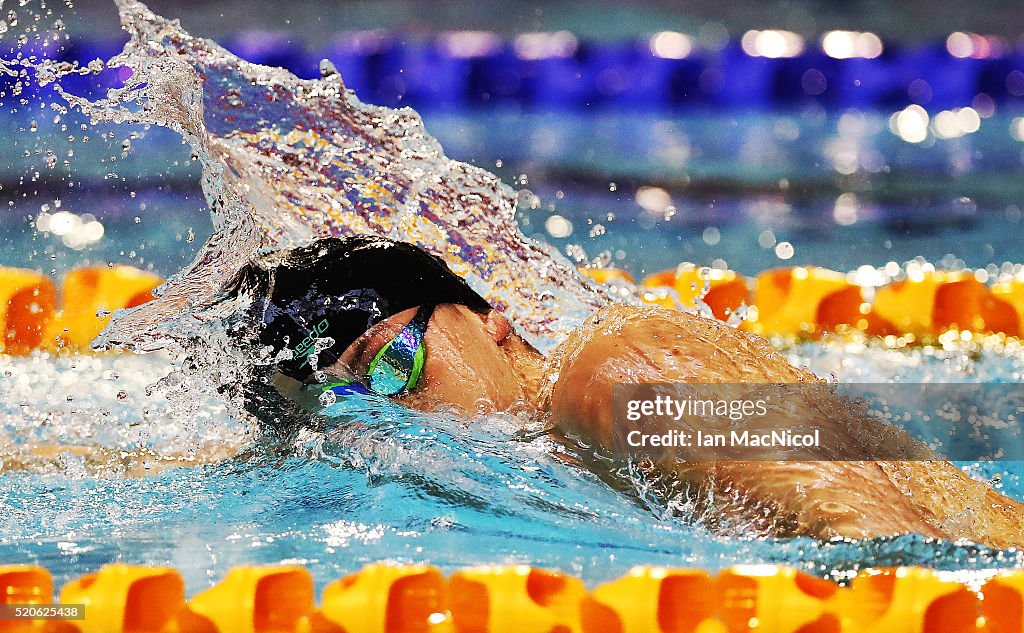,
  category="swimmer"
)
[230,235,1024,550]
